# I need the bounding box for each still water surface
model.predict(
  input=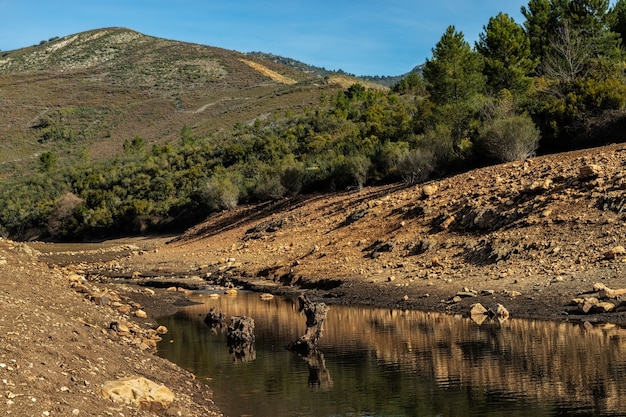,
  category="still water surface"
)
[157,290,626,417]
